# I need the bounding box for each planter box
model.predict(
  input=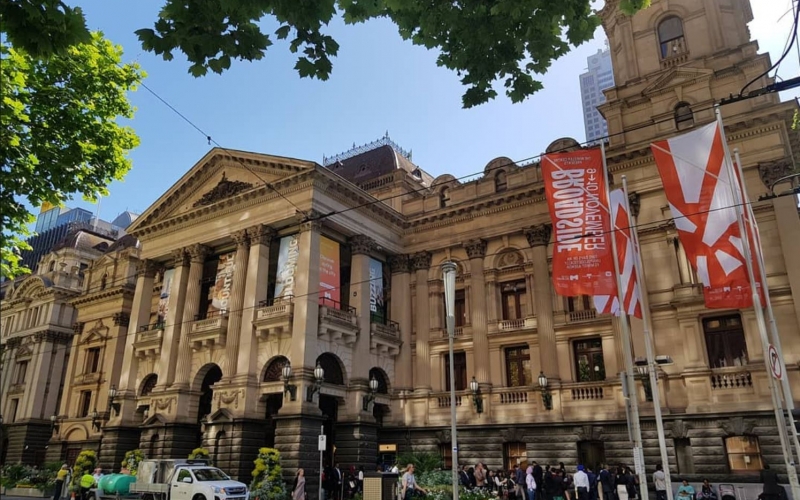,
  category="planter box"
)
[5,487,51,497]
